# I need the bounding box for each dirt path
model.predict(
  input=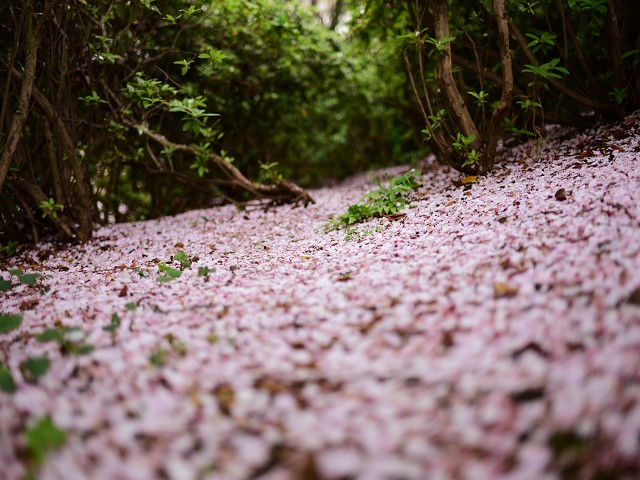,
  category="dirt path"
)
[1,117,640,479]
